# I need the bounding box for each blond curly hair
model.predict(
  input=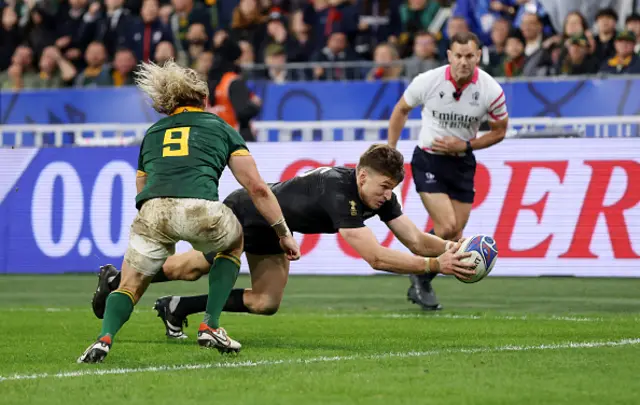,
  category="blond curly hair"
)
[135,59,209,115]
